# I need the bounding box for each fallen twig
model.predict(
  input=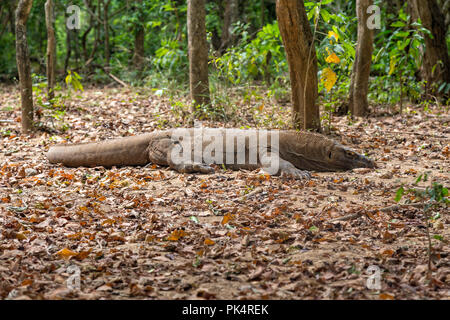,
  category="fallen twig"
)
[378,130,449,139]
[330,203,424,222]
[90,64,129,87]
